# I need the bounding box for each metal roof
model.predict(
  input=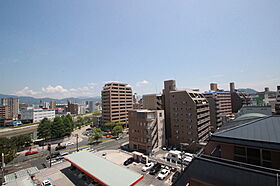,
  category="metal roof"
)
[235,113,267,120]
[212,116,280,150]
[64,151,143,186]
[174,155,280,186]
